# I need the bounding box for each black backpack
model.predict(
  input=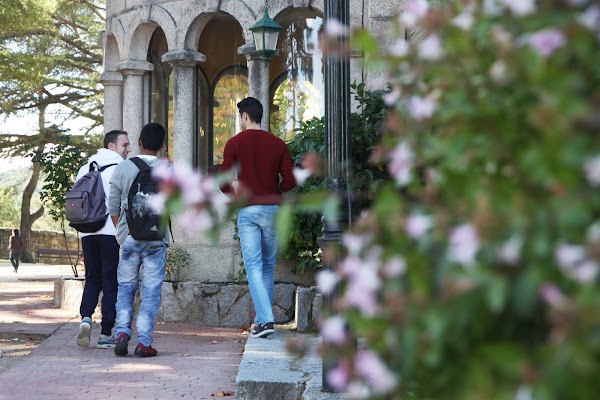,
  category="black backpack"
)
[126,157,166,241]
[66,161,117,233]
